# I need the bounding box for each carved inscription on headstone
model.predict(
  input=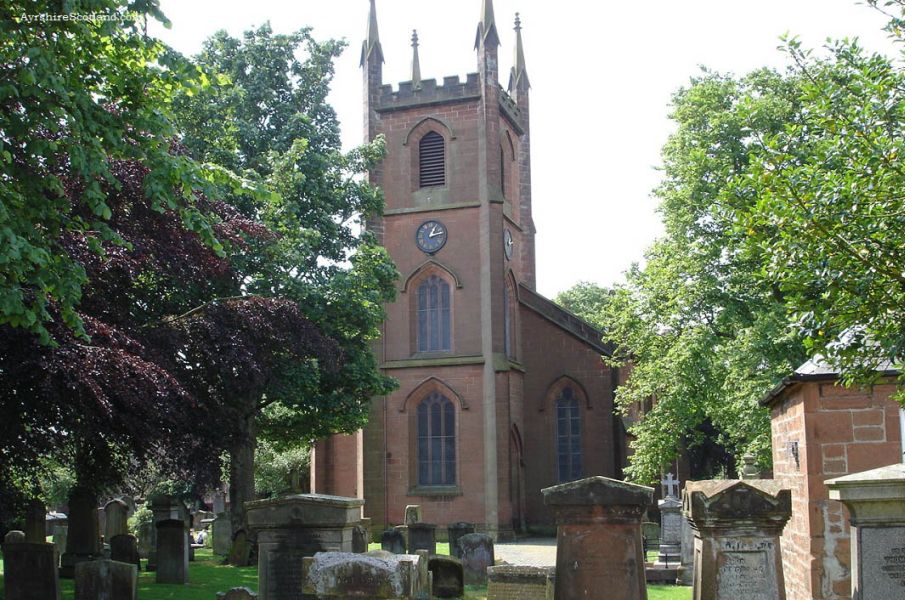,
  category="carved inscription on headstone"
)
[264,550,305,600]
[717,551,769,600]
[861,527,905,597]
